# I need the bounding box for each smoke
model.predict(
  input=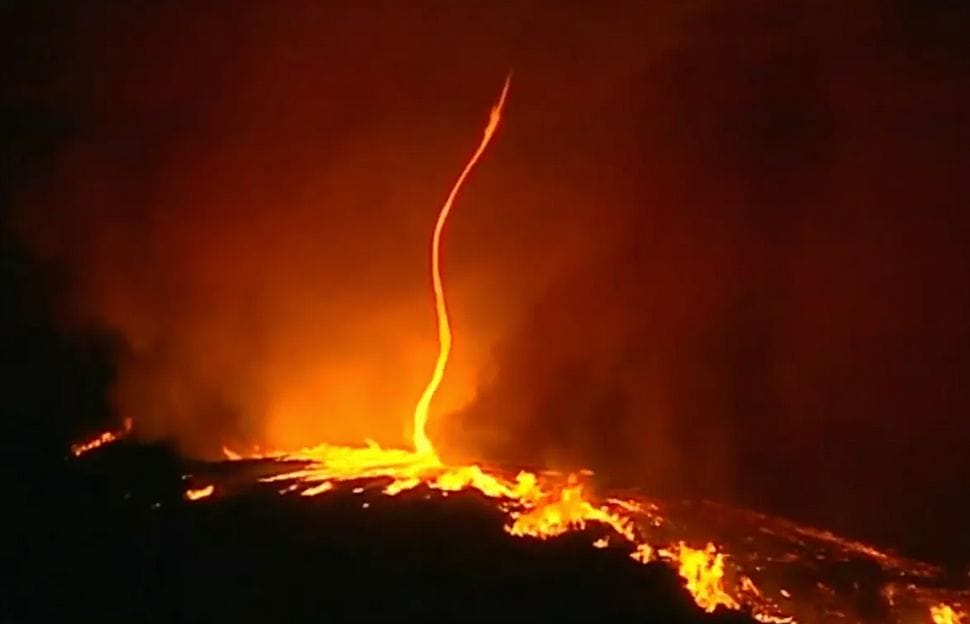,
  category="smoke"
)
[438,0,970,559]
[5,1,969,561]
